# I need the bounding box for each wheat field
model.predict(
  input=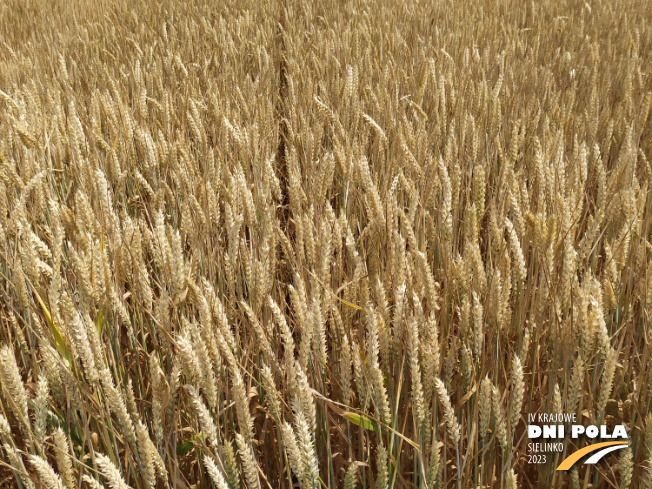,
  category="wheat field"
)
[0,0,651,487]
